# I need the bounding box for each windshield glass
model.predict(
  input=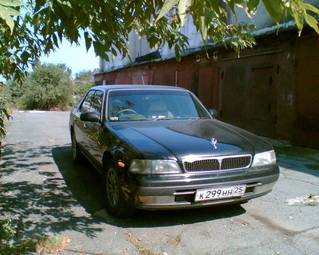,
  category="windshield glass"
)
[108,89,210,122]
